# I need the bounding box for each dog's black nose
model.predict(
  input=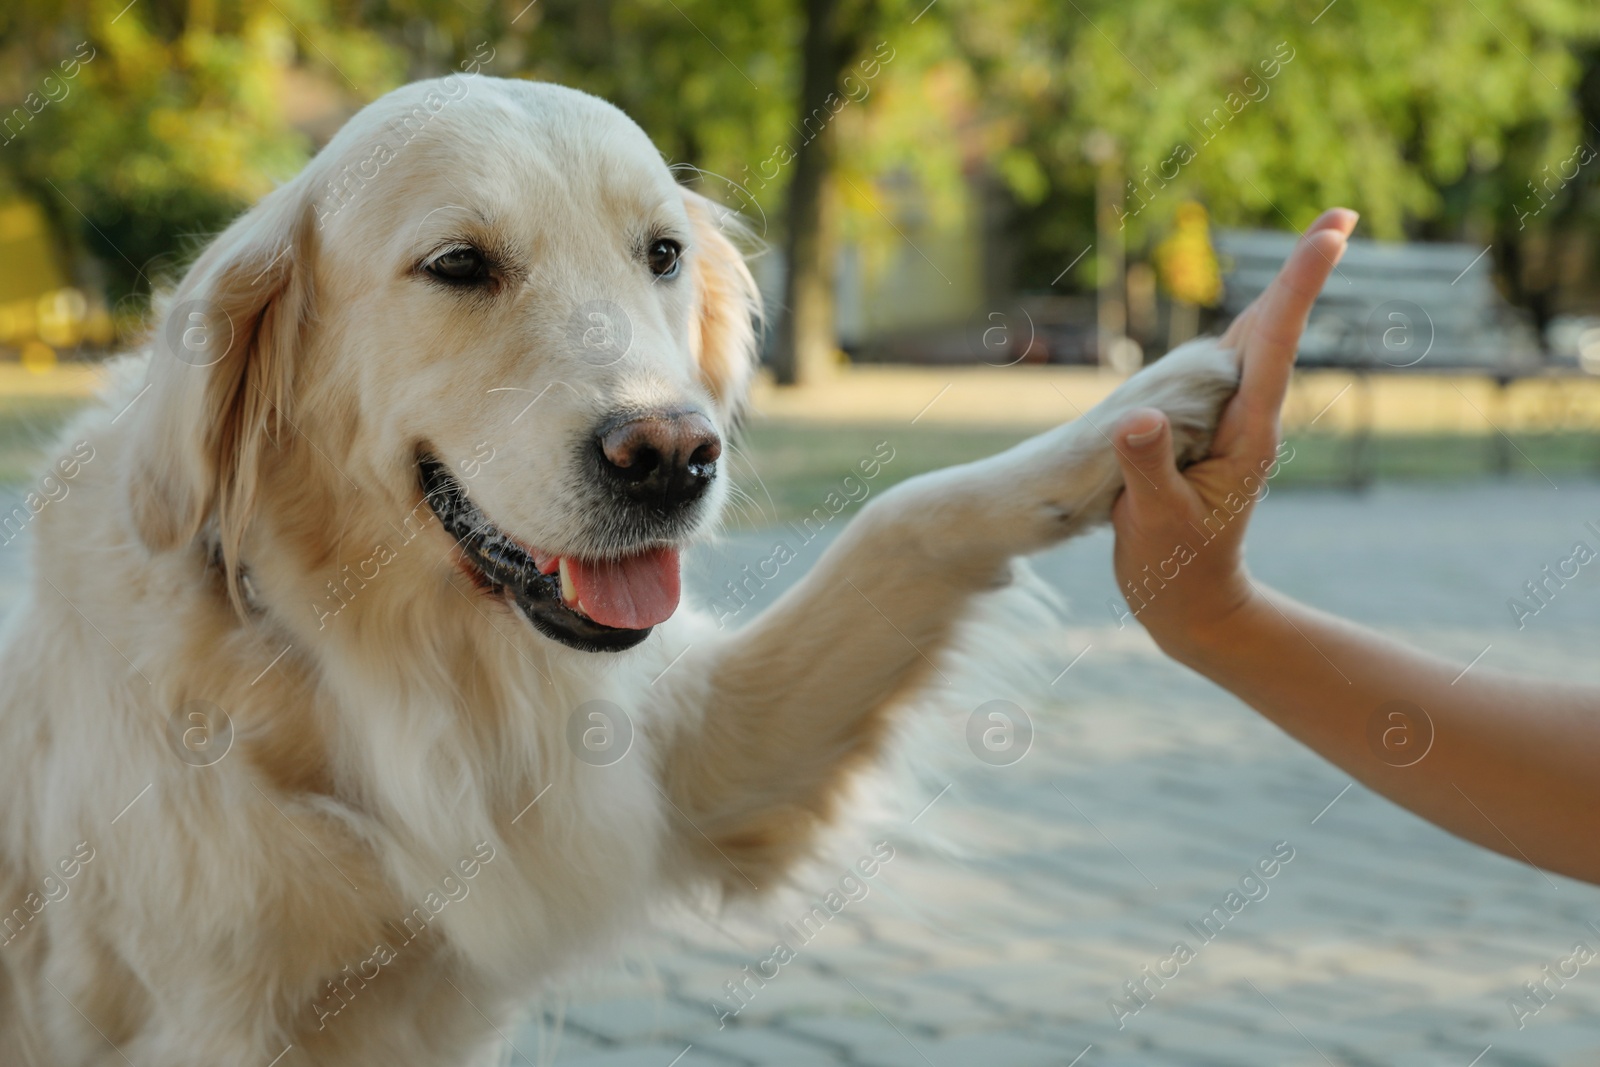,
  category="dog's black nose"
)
[594,409,721,511]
